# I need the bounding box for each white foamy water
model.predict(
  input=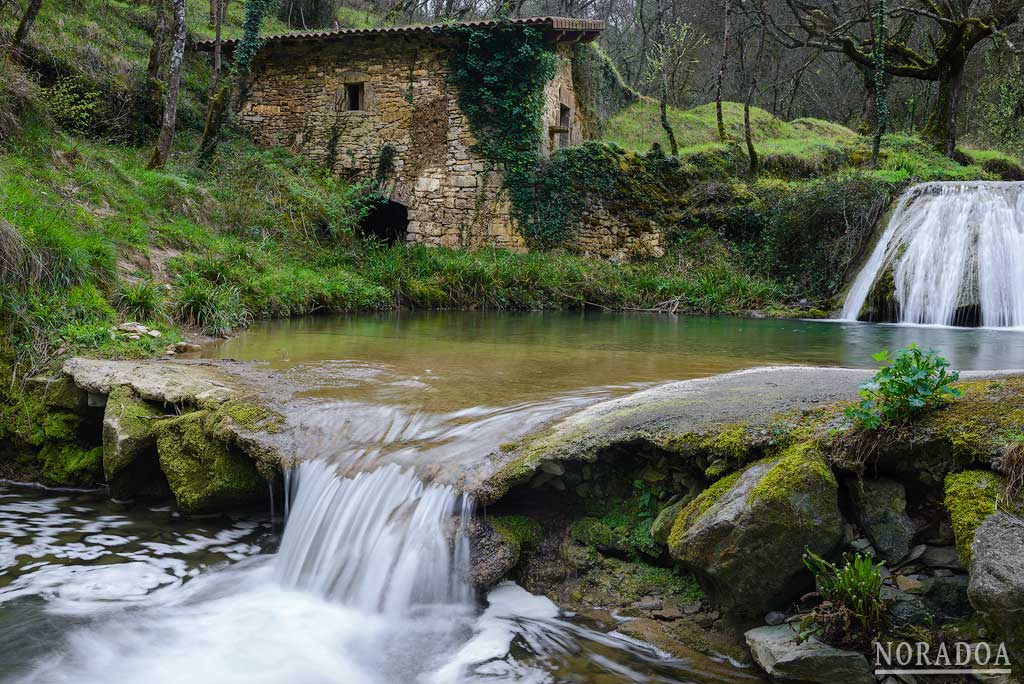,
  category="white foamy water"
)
[841,181,1024,327]
[274,460,472,613]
